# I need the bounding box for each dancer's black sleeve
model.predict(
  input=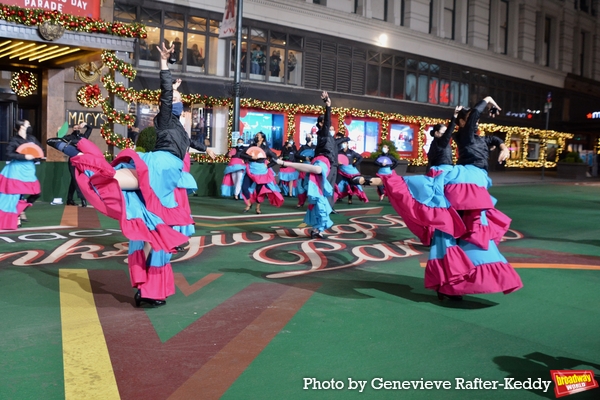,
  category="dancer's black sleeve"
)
[155,70,173,130]
[6,137,26,161]
[82,125,93,139]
